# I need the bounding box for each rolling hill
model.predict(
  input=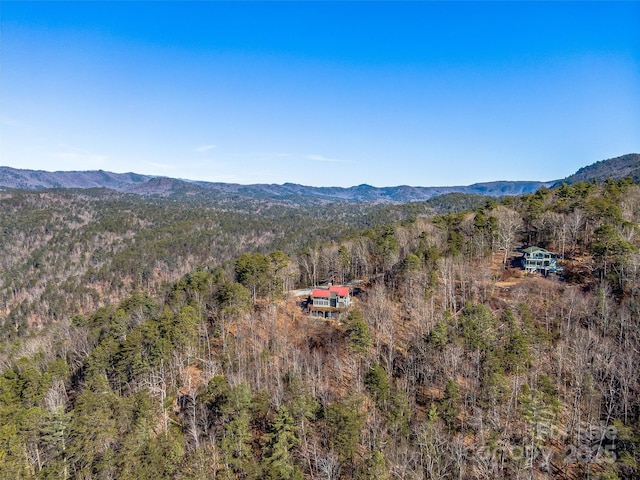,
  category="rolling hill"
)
[559,153,640,185]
